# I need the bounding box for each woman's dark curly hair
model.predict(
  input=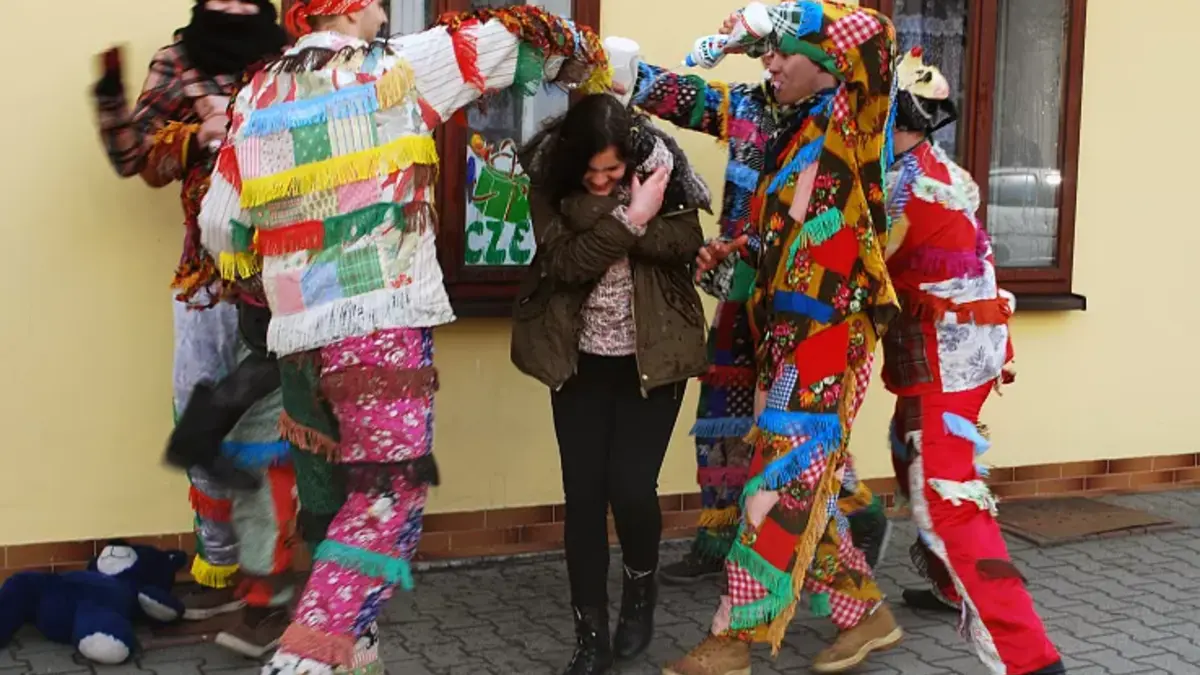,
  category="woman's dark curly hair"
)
[520,94,633,206]
[521,94,711,212]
